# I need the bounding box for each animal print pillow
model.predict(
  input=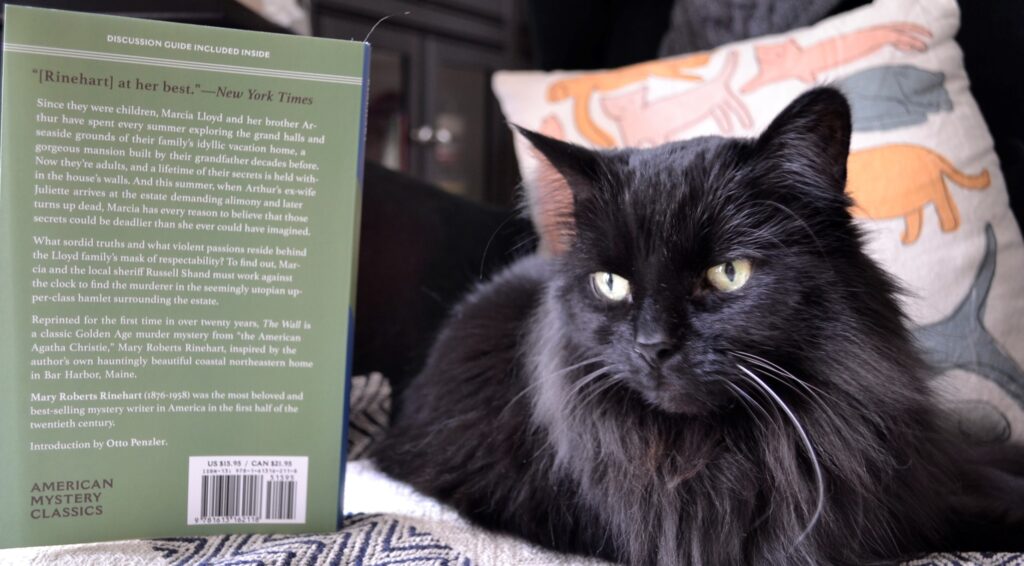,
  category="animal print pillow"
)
[492,0,1024,443]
